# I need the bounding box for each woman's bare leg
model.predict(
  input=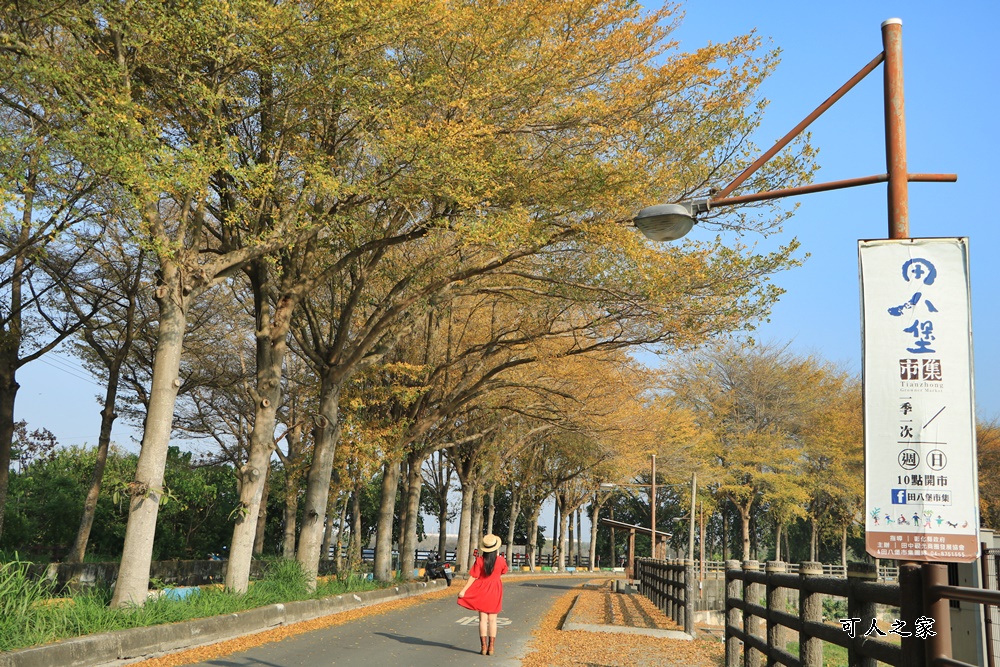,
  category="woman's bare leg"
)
[479,611,489,636]
[488,613,498,637]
